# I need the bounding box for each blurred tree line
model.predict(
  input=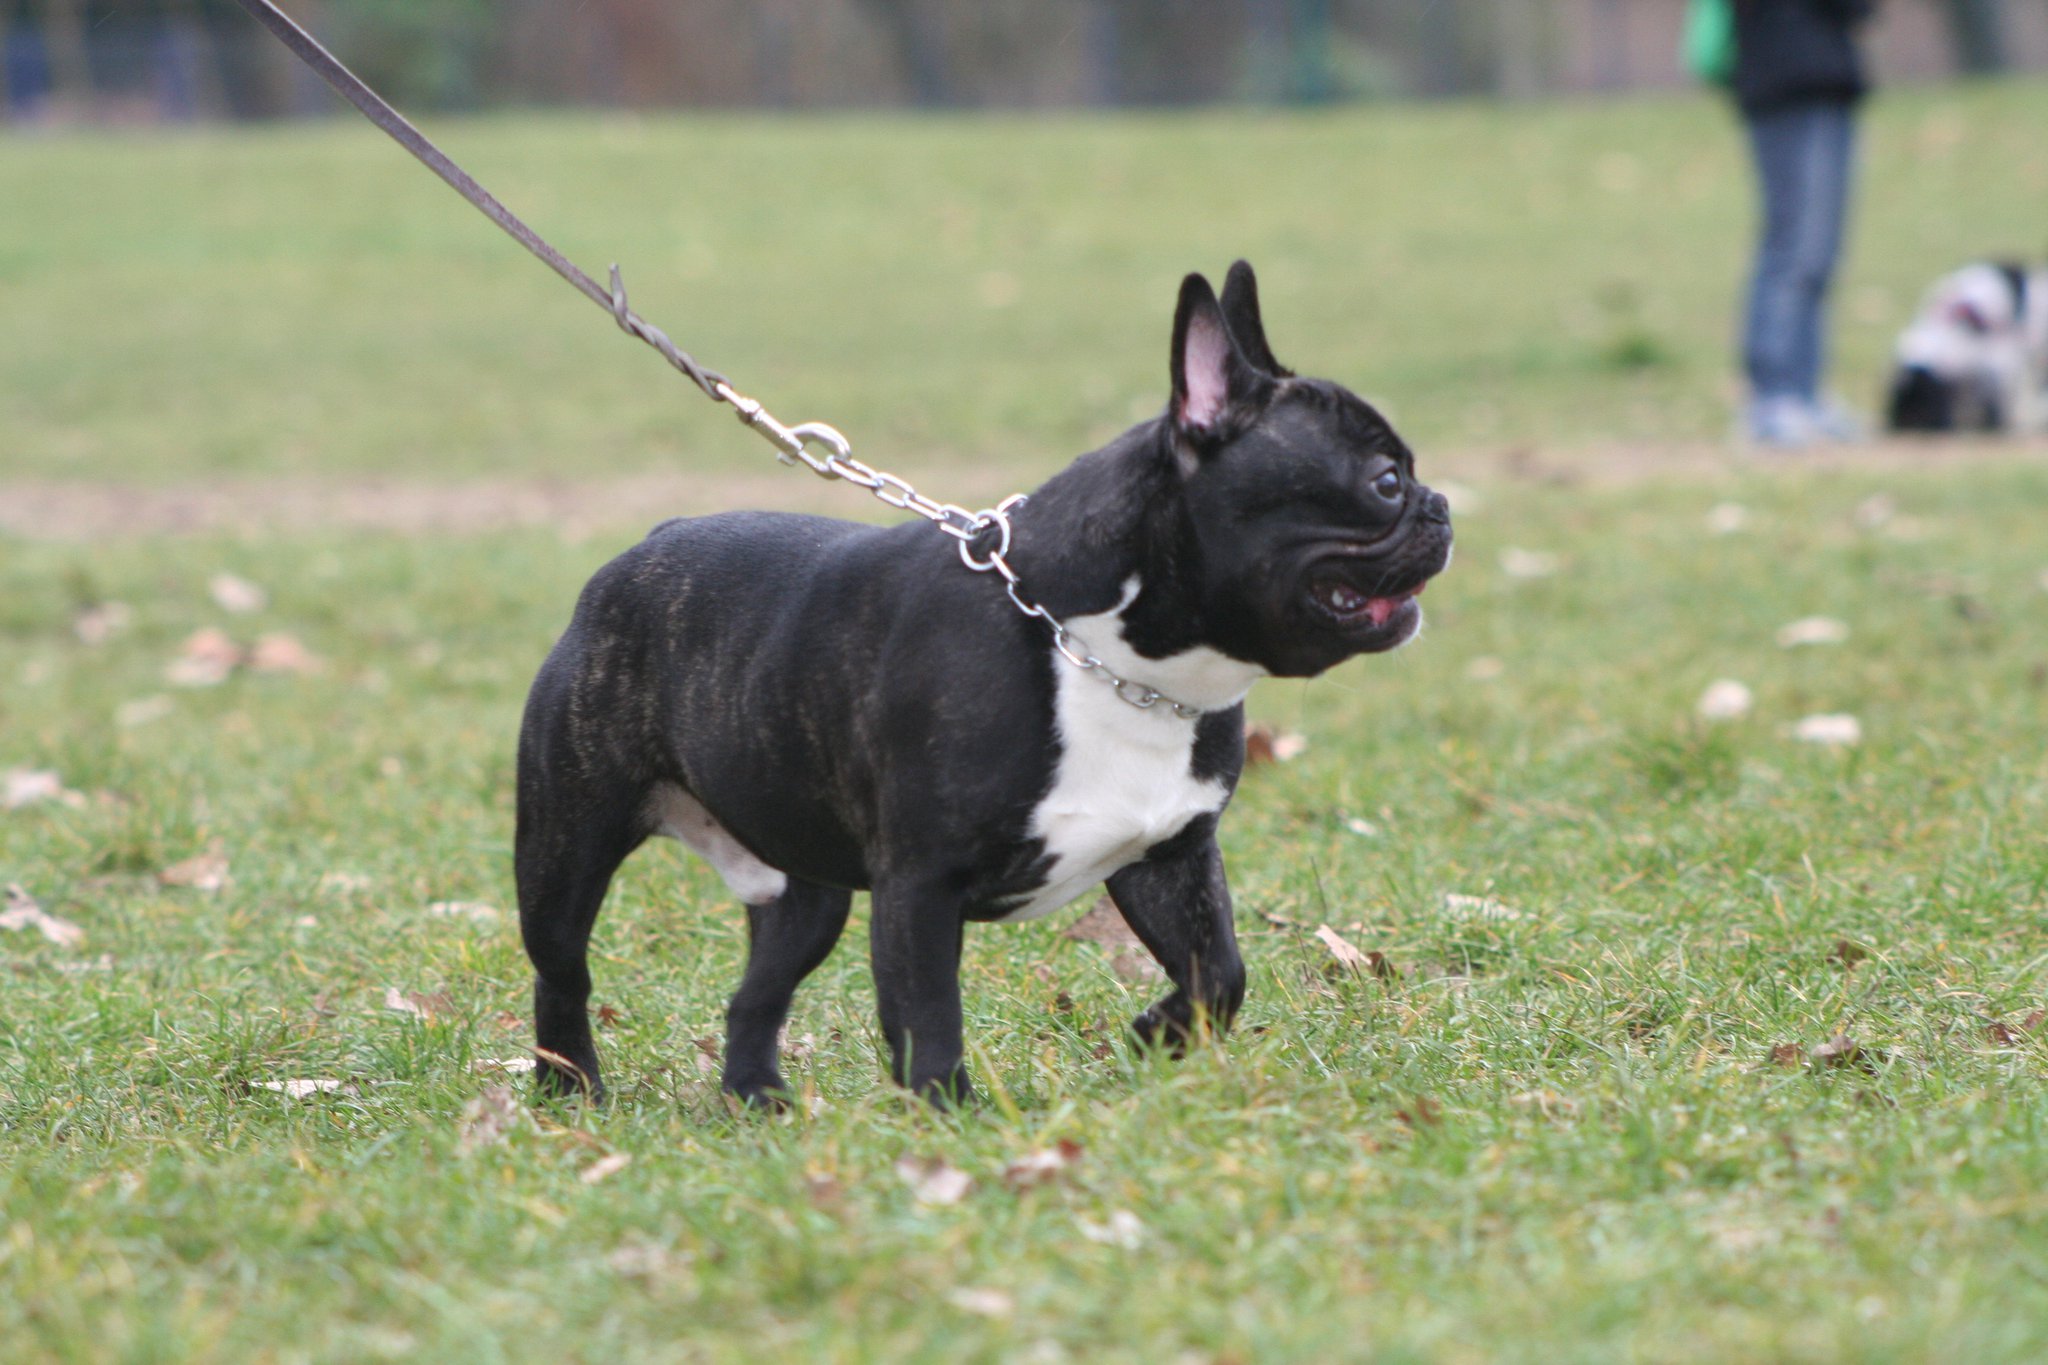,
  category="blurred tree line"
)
[3,0,2043,119]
